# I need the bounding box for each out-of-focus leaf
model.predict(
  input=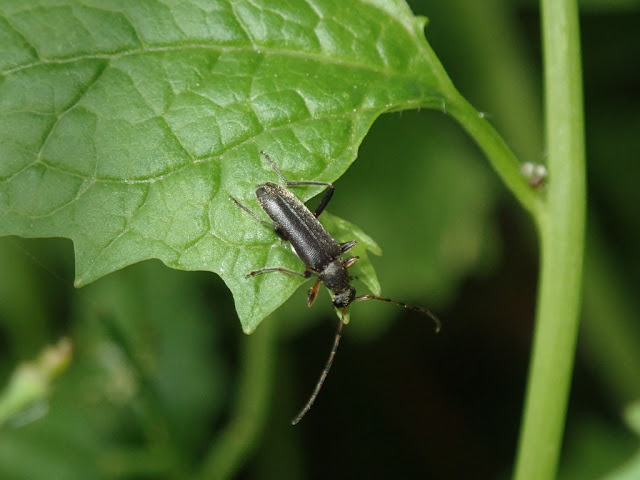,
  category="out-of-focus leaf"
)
[0,338,72,428]
[557,405,640,480]
[598,402,640,480]
[0,261,227,480]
